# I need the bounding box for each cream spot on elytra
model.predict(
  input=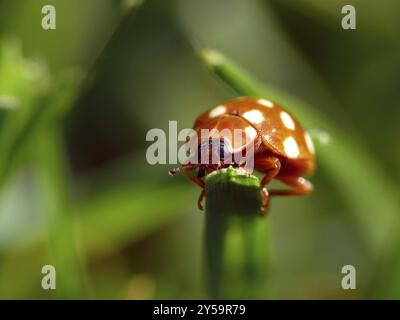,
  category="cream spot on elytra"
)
[244,126,257,140]
[280,111,295,130]
[257,98,274,108]
[209,105,226,118]
[304,131,315,154]
[283,136,300,158]
[242,109,264,124]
